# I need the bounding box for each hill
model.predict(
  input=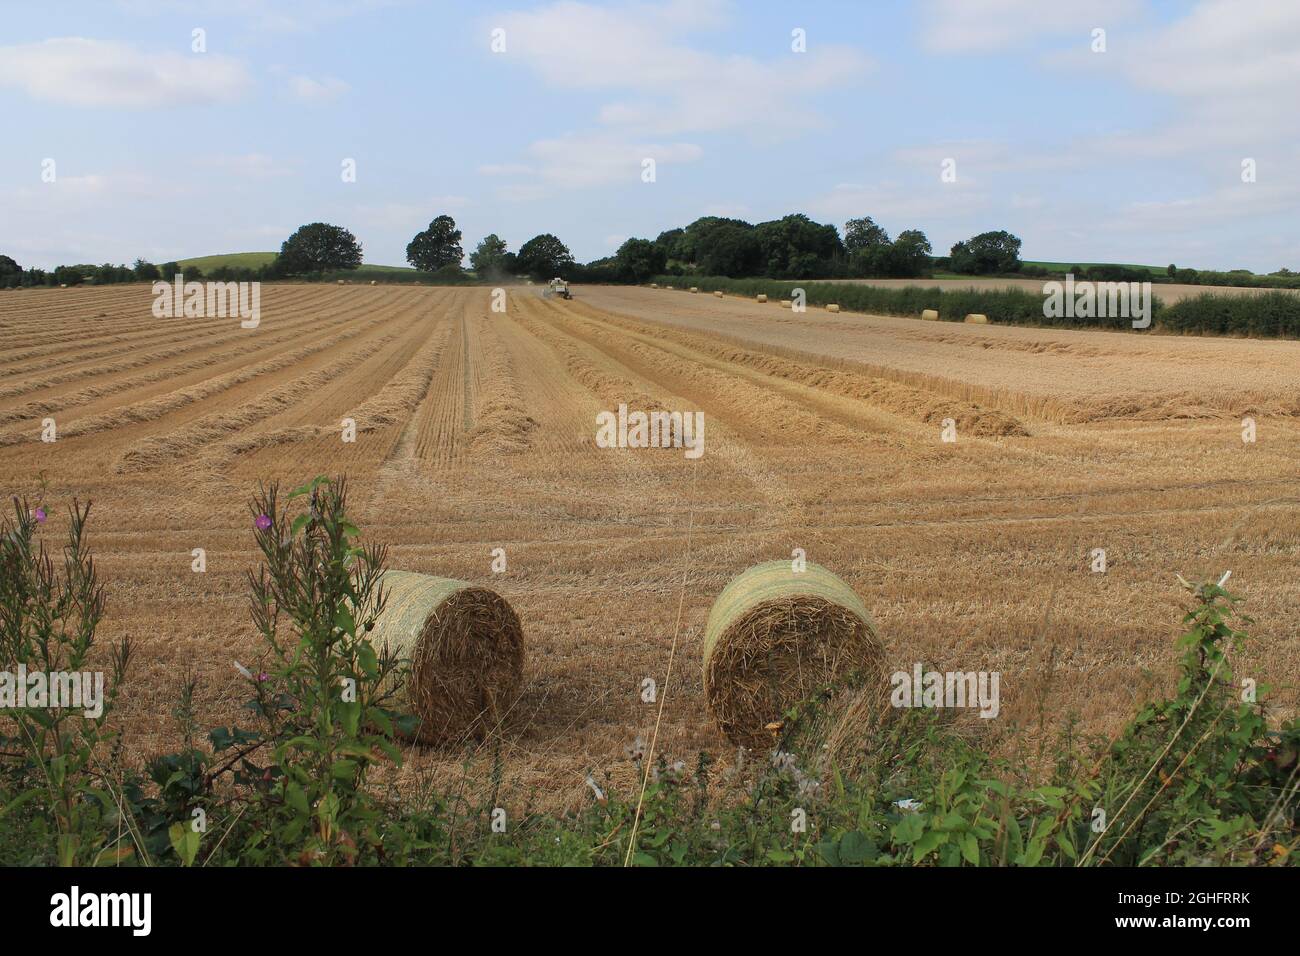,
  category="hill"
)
[176,252,417,275]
